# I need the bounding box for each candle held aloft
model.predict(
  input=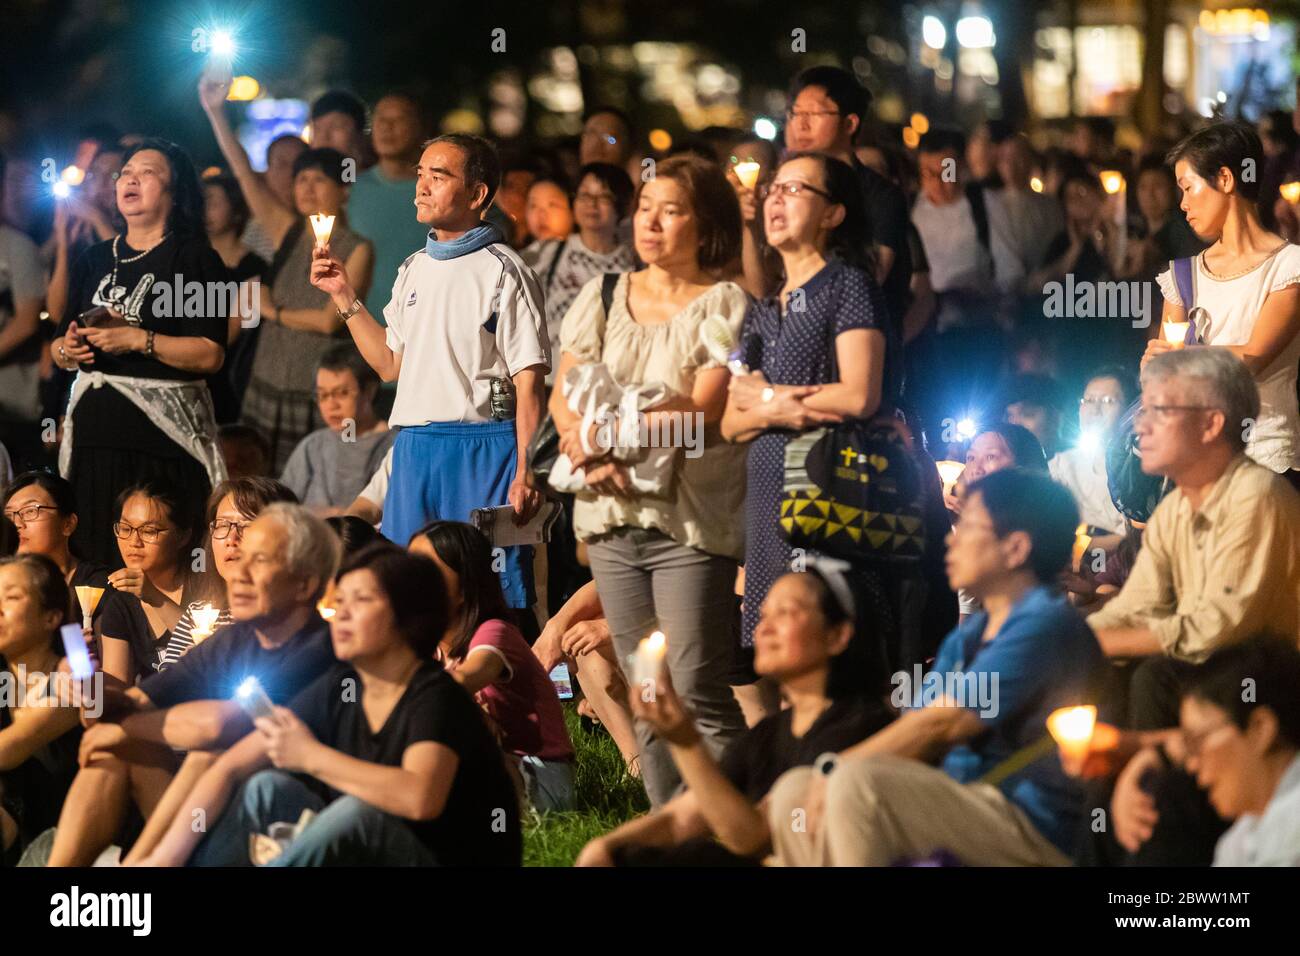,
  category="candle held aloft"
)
[935,460,964,498]
[1099,170,1124,195]
[309,213,335,249]
[734,161,761,191]
[1282,181,1300,204]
